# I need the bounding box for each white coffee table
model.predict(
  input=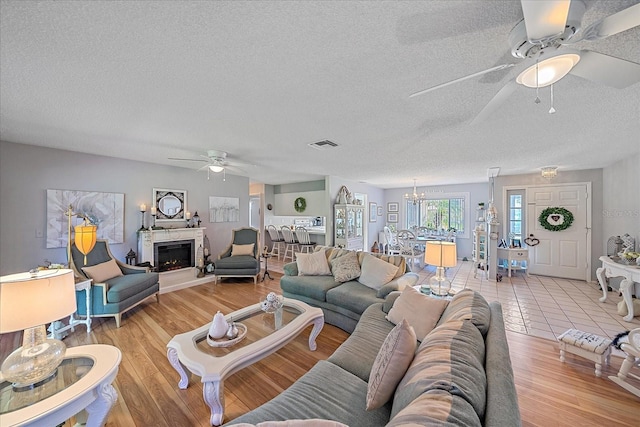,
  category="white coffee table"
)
[166,298,324,426]
[0,344,121,427]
